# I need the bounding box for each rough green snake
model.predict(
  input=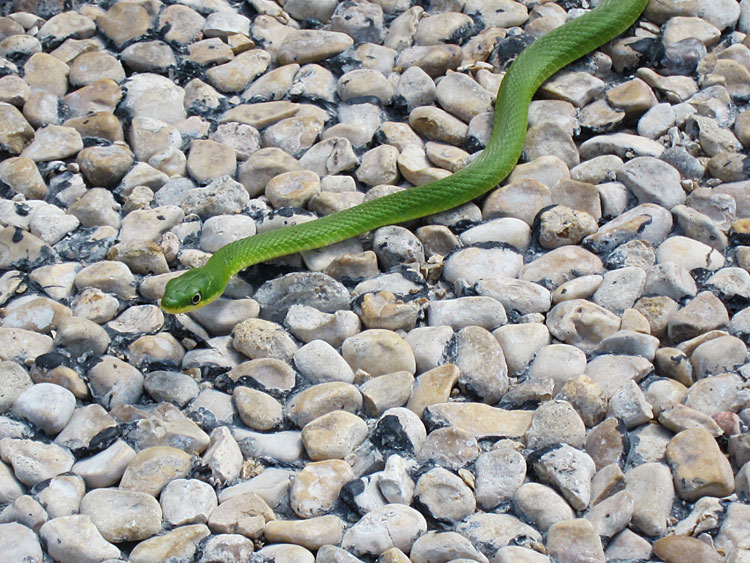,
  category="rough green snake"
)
[161,0,649,314]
